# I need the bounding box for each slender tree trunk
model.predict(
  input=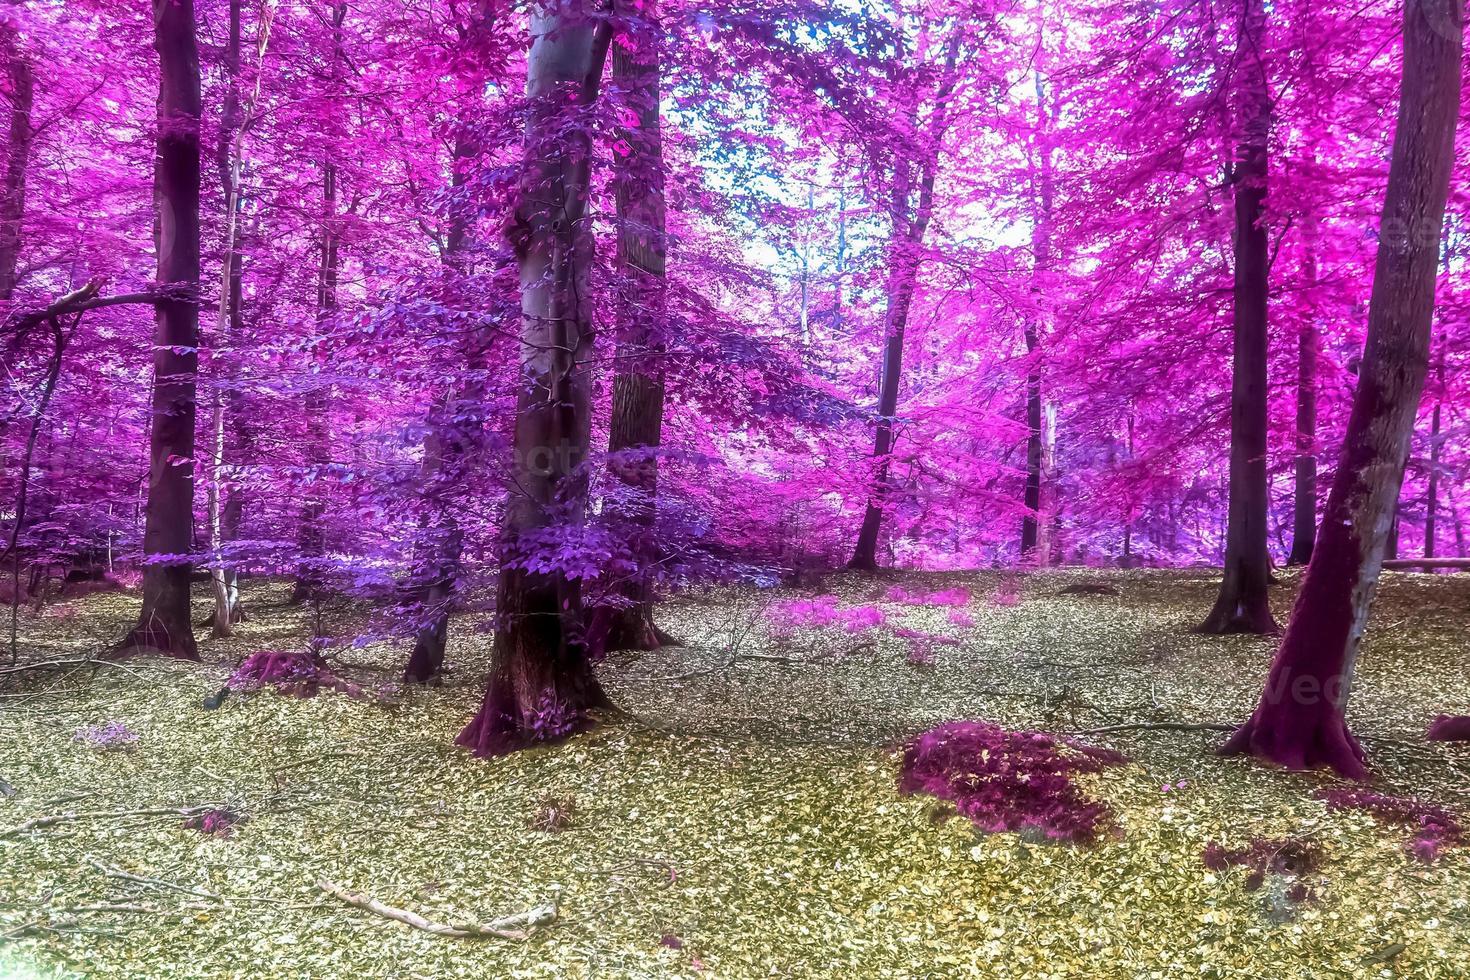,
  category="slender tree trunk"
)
[600,0,676,652]
[850,165,918,571]
[119,0,202,658]
[1221,0,1462,779]
[0,30,32,301]
[849,44,959,571]
[403,2,497,684]
[291,4,346,607]
[1022,68,1056,562]
[1200,0,1276,633]
[1425,396,1442,558]
[1287,222,1320,565]
[458,6,613,756]
[207,0,250,636]
[1449,482,1467,557]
